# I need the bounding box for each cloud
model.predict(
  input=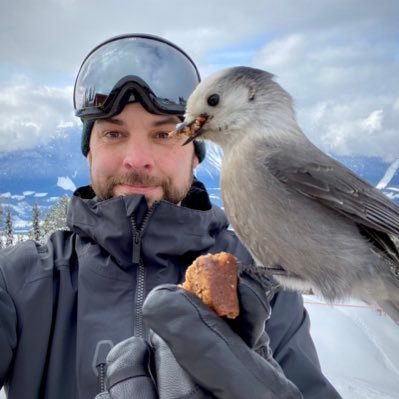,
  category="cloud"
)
[251,26,399,161]
[0,75,77,152]
[57,176,76,192]
[0,0,398,160]
[360,110,383,134]
[253,34,305,71]
[34,193,48,197]
[2,1,397,73]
